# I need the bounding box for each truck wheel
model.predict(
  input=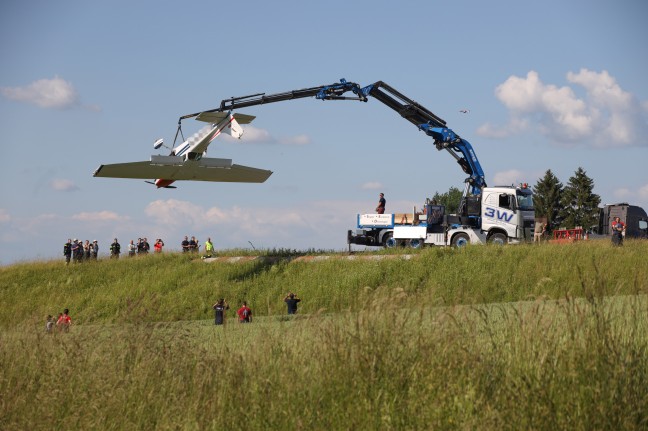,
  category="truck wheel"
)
[383,232,397,248]
[488,233,507,245]
[451,233,470,248]
[408,238,423,249]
